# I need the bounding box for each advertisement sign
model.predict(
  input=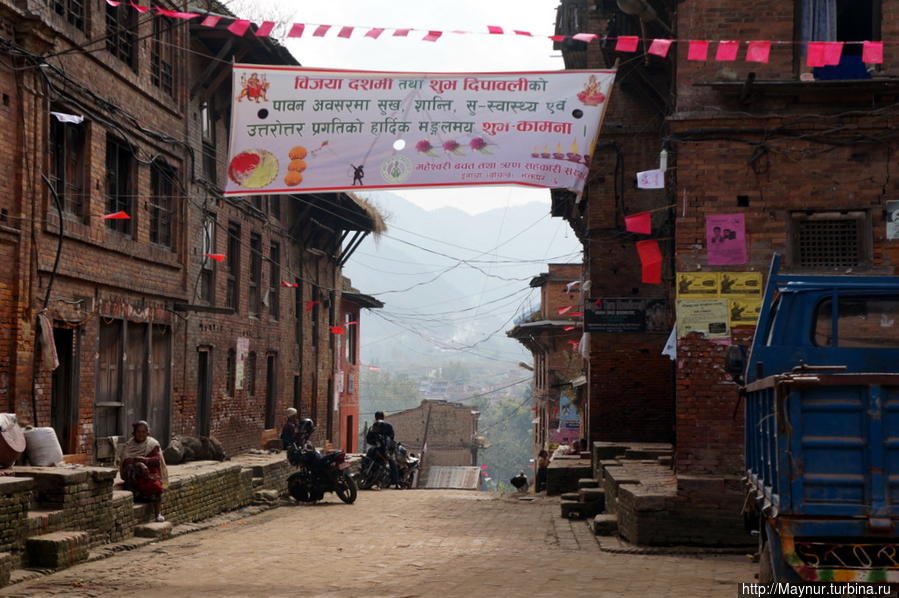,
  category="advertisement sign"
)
[718,272,763,298]
[225,66,615,195]
[887,200,899,240]
[585,297,668,333]
[676,272,720,298]
[729,298,762,326]
[234,337,249,390]
[706,214,747,265]
[676,299,730,339]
